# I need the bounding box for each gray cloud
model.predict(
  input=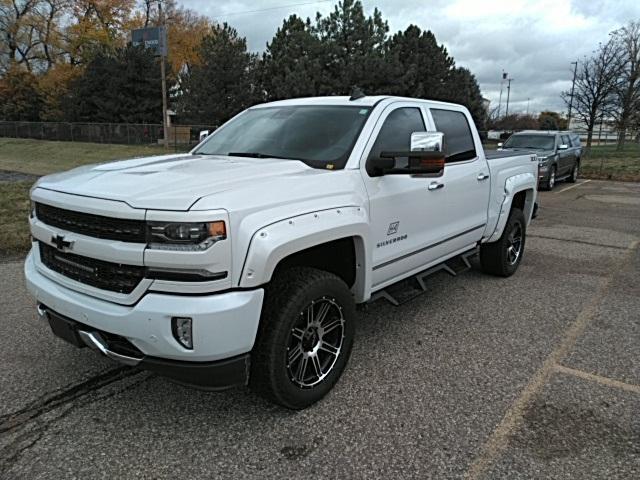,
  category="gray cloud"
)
[182,0,640,114]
